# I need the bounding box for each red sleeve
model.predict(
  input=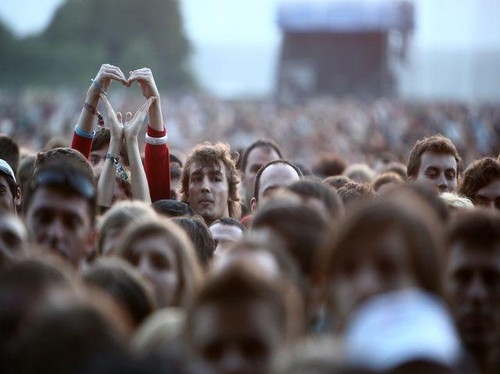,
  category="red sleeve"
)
[145,125,171,201]
[71,132,93,159]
